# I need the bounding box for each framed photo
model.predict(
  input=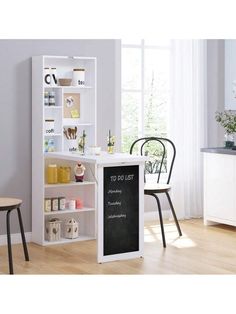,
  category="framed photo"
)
[64,93,80,118]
